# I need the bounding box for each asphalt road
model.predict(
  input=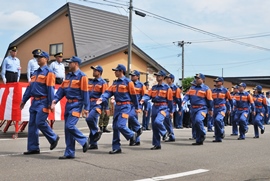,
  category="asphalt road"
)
[1,118,270,181]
